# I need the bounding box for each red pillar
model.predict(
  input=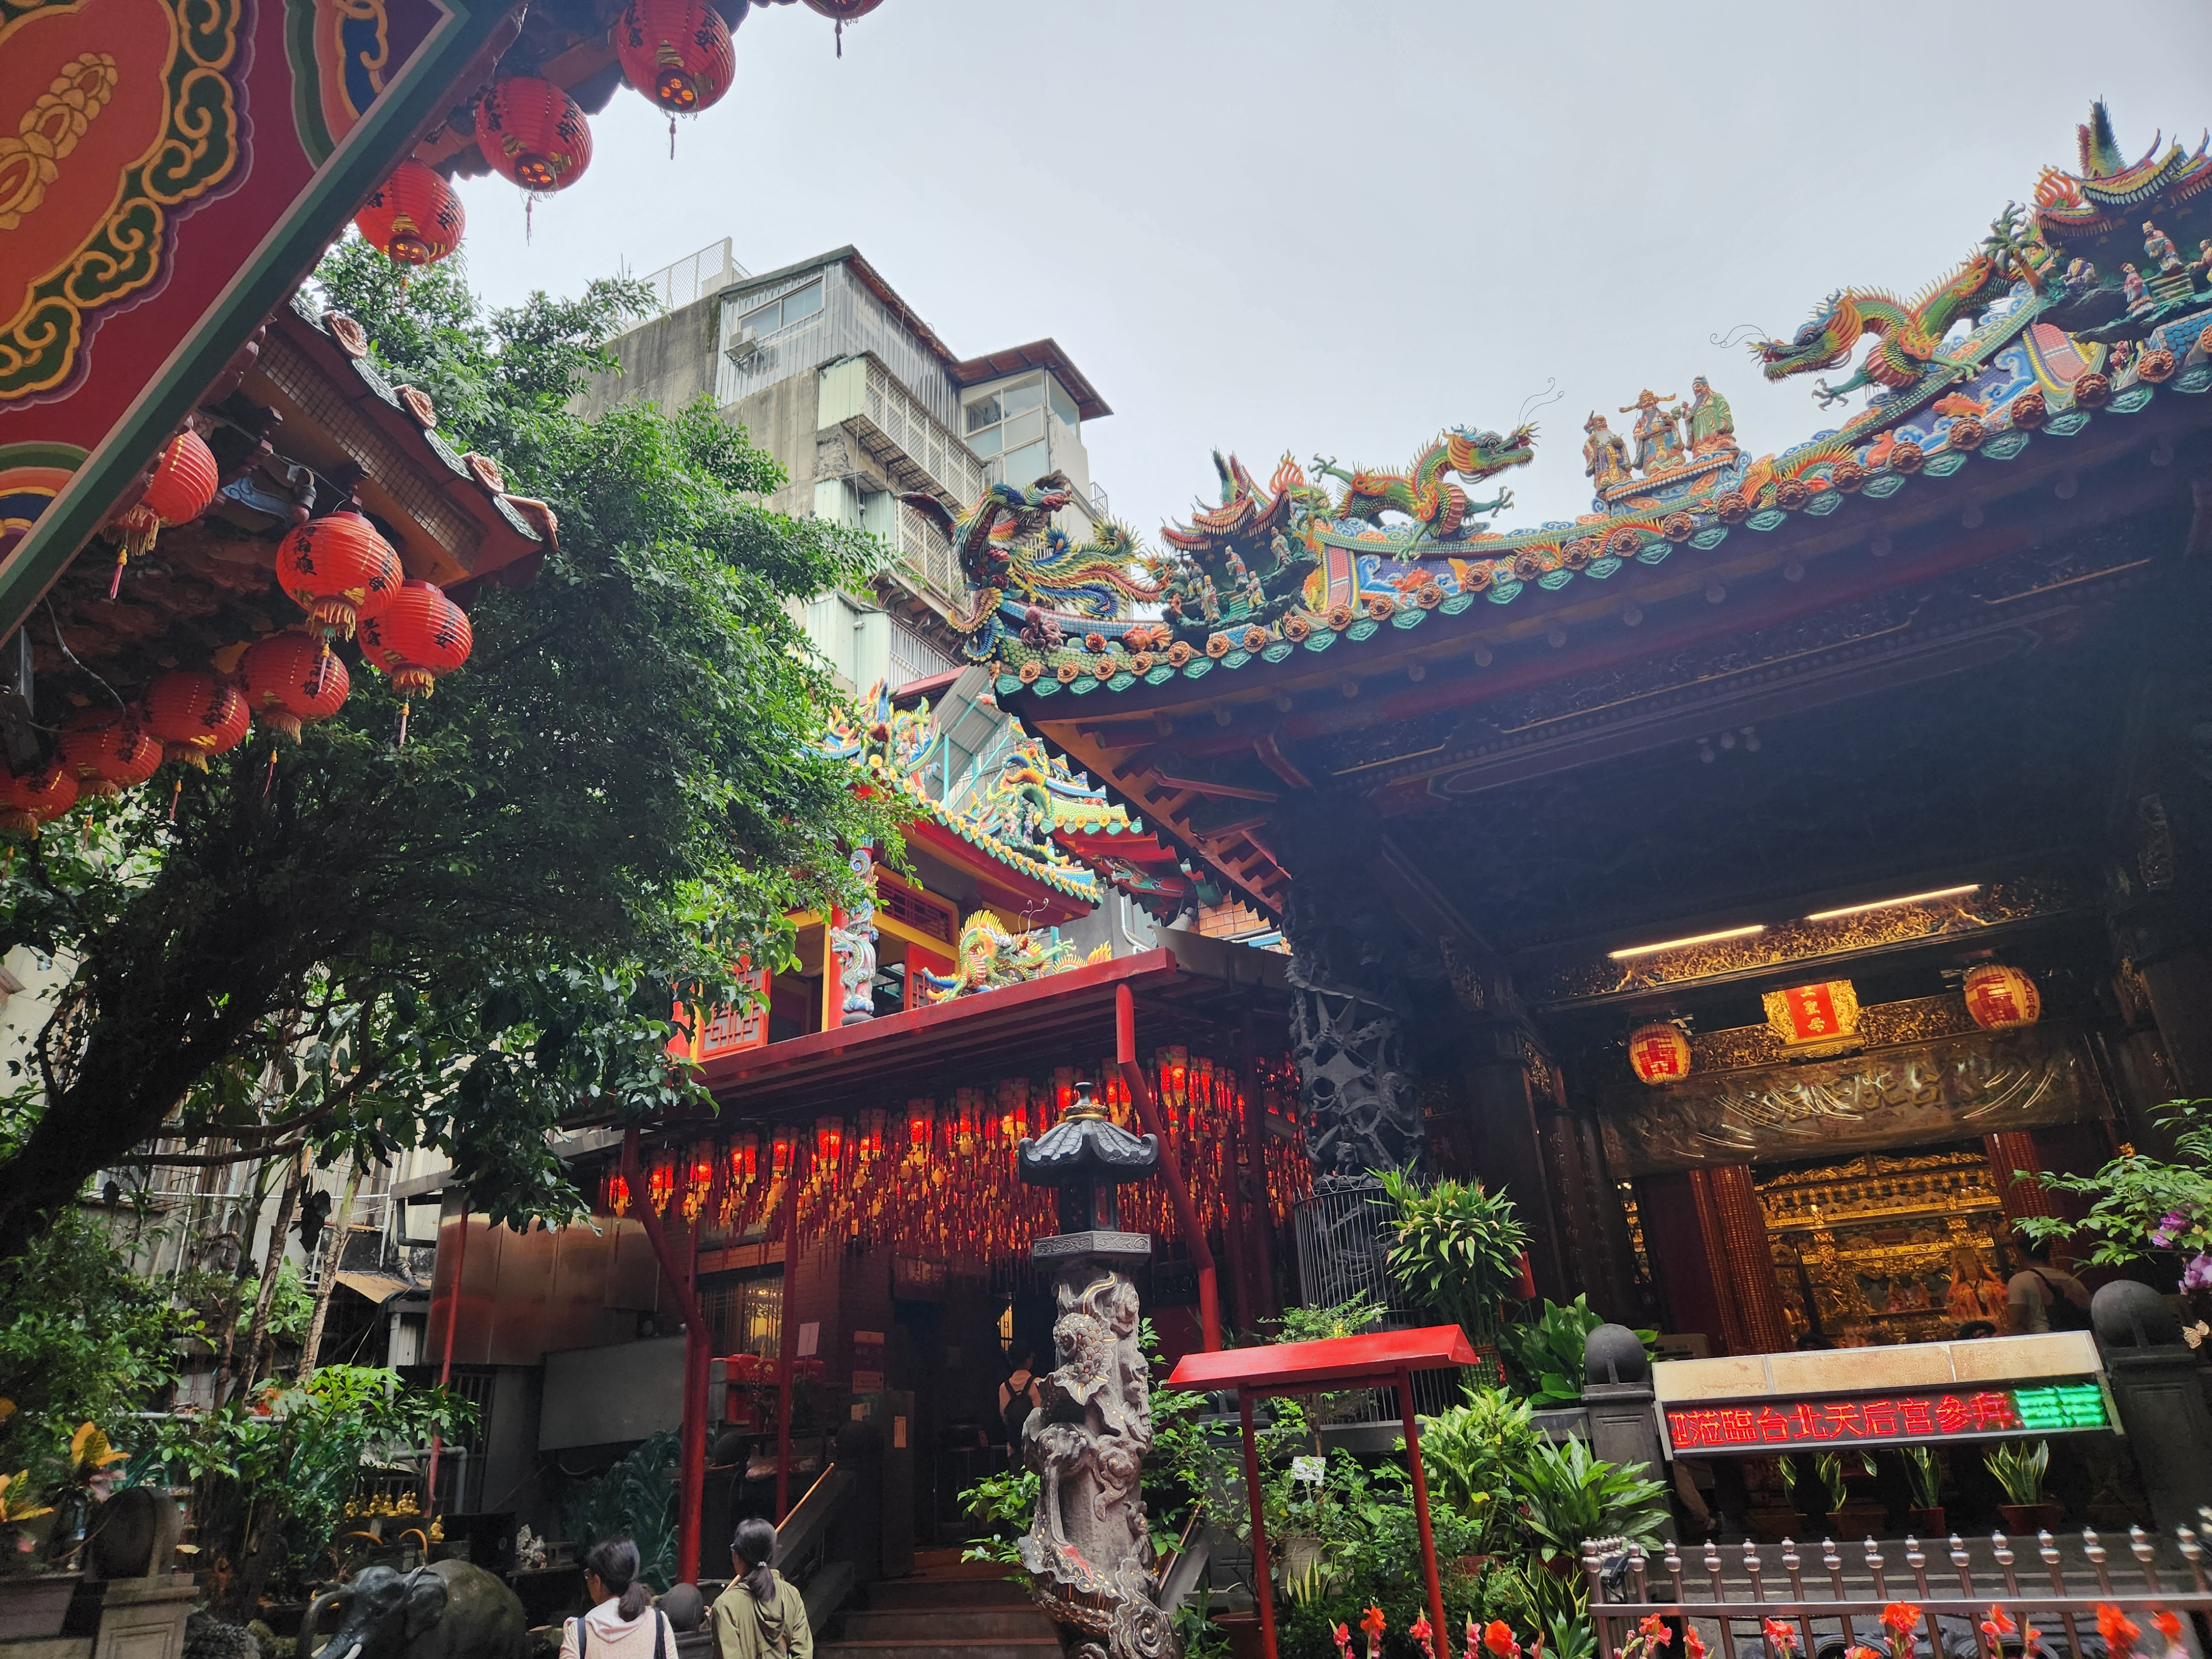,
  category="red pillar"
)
[1237,1391,1277,1659]
[1688,1164,1793,1356]
[626,1128,707,1584]
[1399,1369,1451,1659]
[424,1196,468,1507]
[774,1161,801,1519]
